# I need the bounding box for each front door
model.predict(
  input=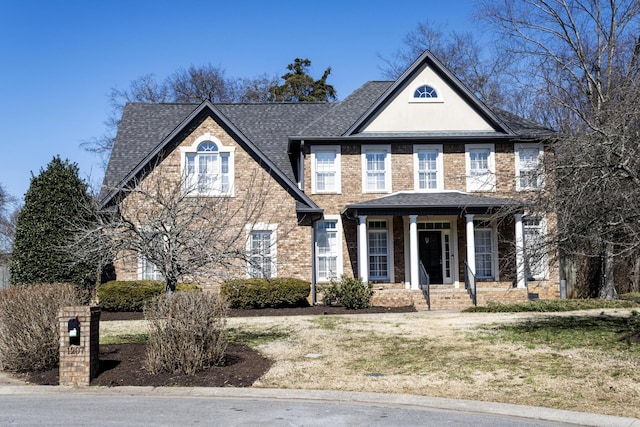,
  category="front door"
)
[419,230,443,284]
